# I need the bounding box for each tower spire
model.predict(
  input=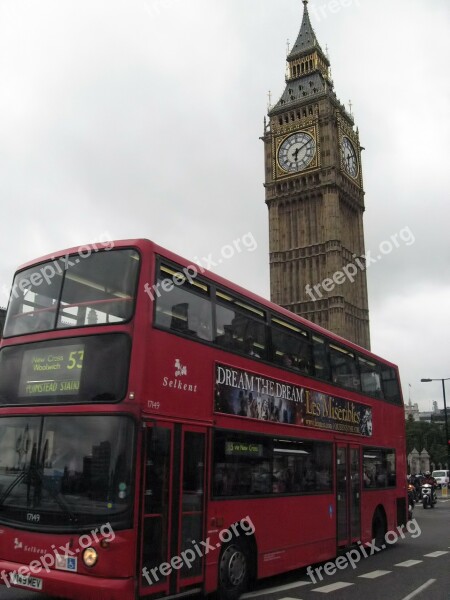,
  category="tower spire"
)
[269,0,331,114]
[288,0,325,59]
